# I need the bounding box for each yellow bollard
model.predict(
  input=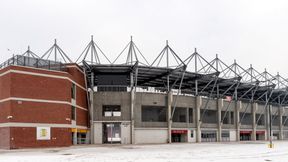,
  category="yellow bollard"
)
[268,143,274,148]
